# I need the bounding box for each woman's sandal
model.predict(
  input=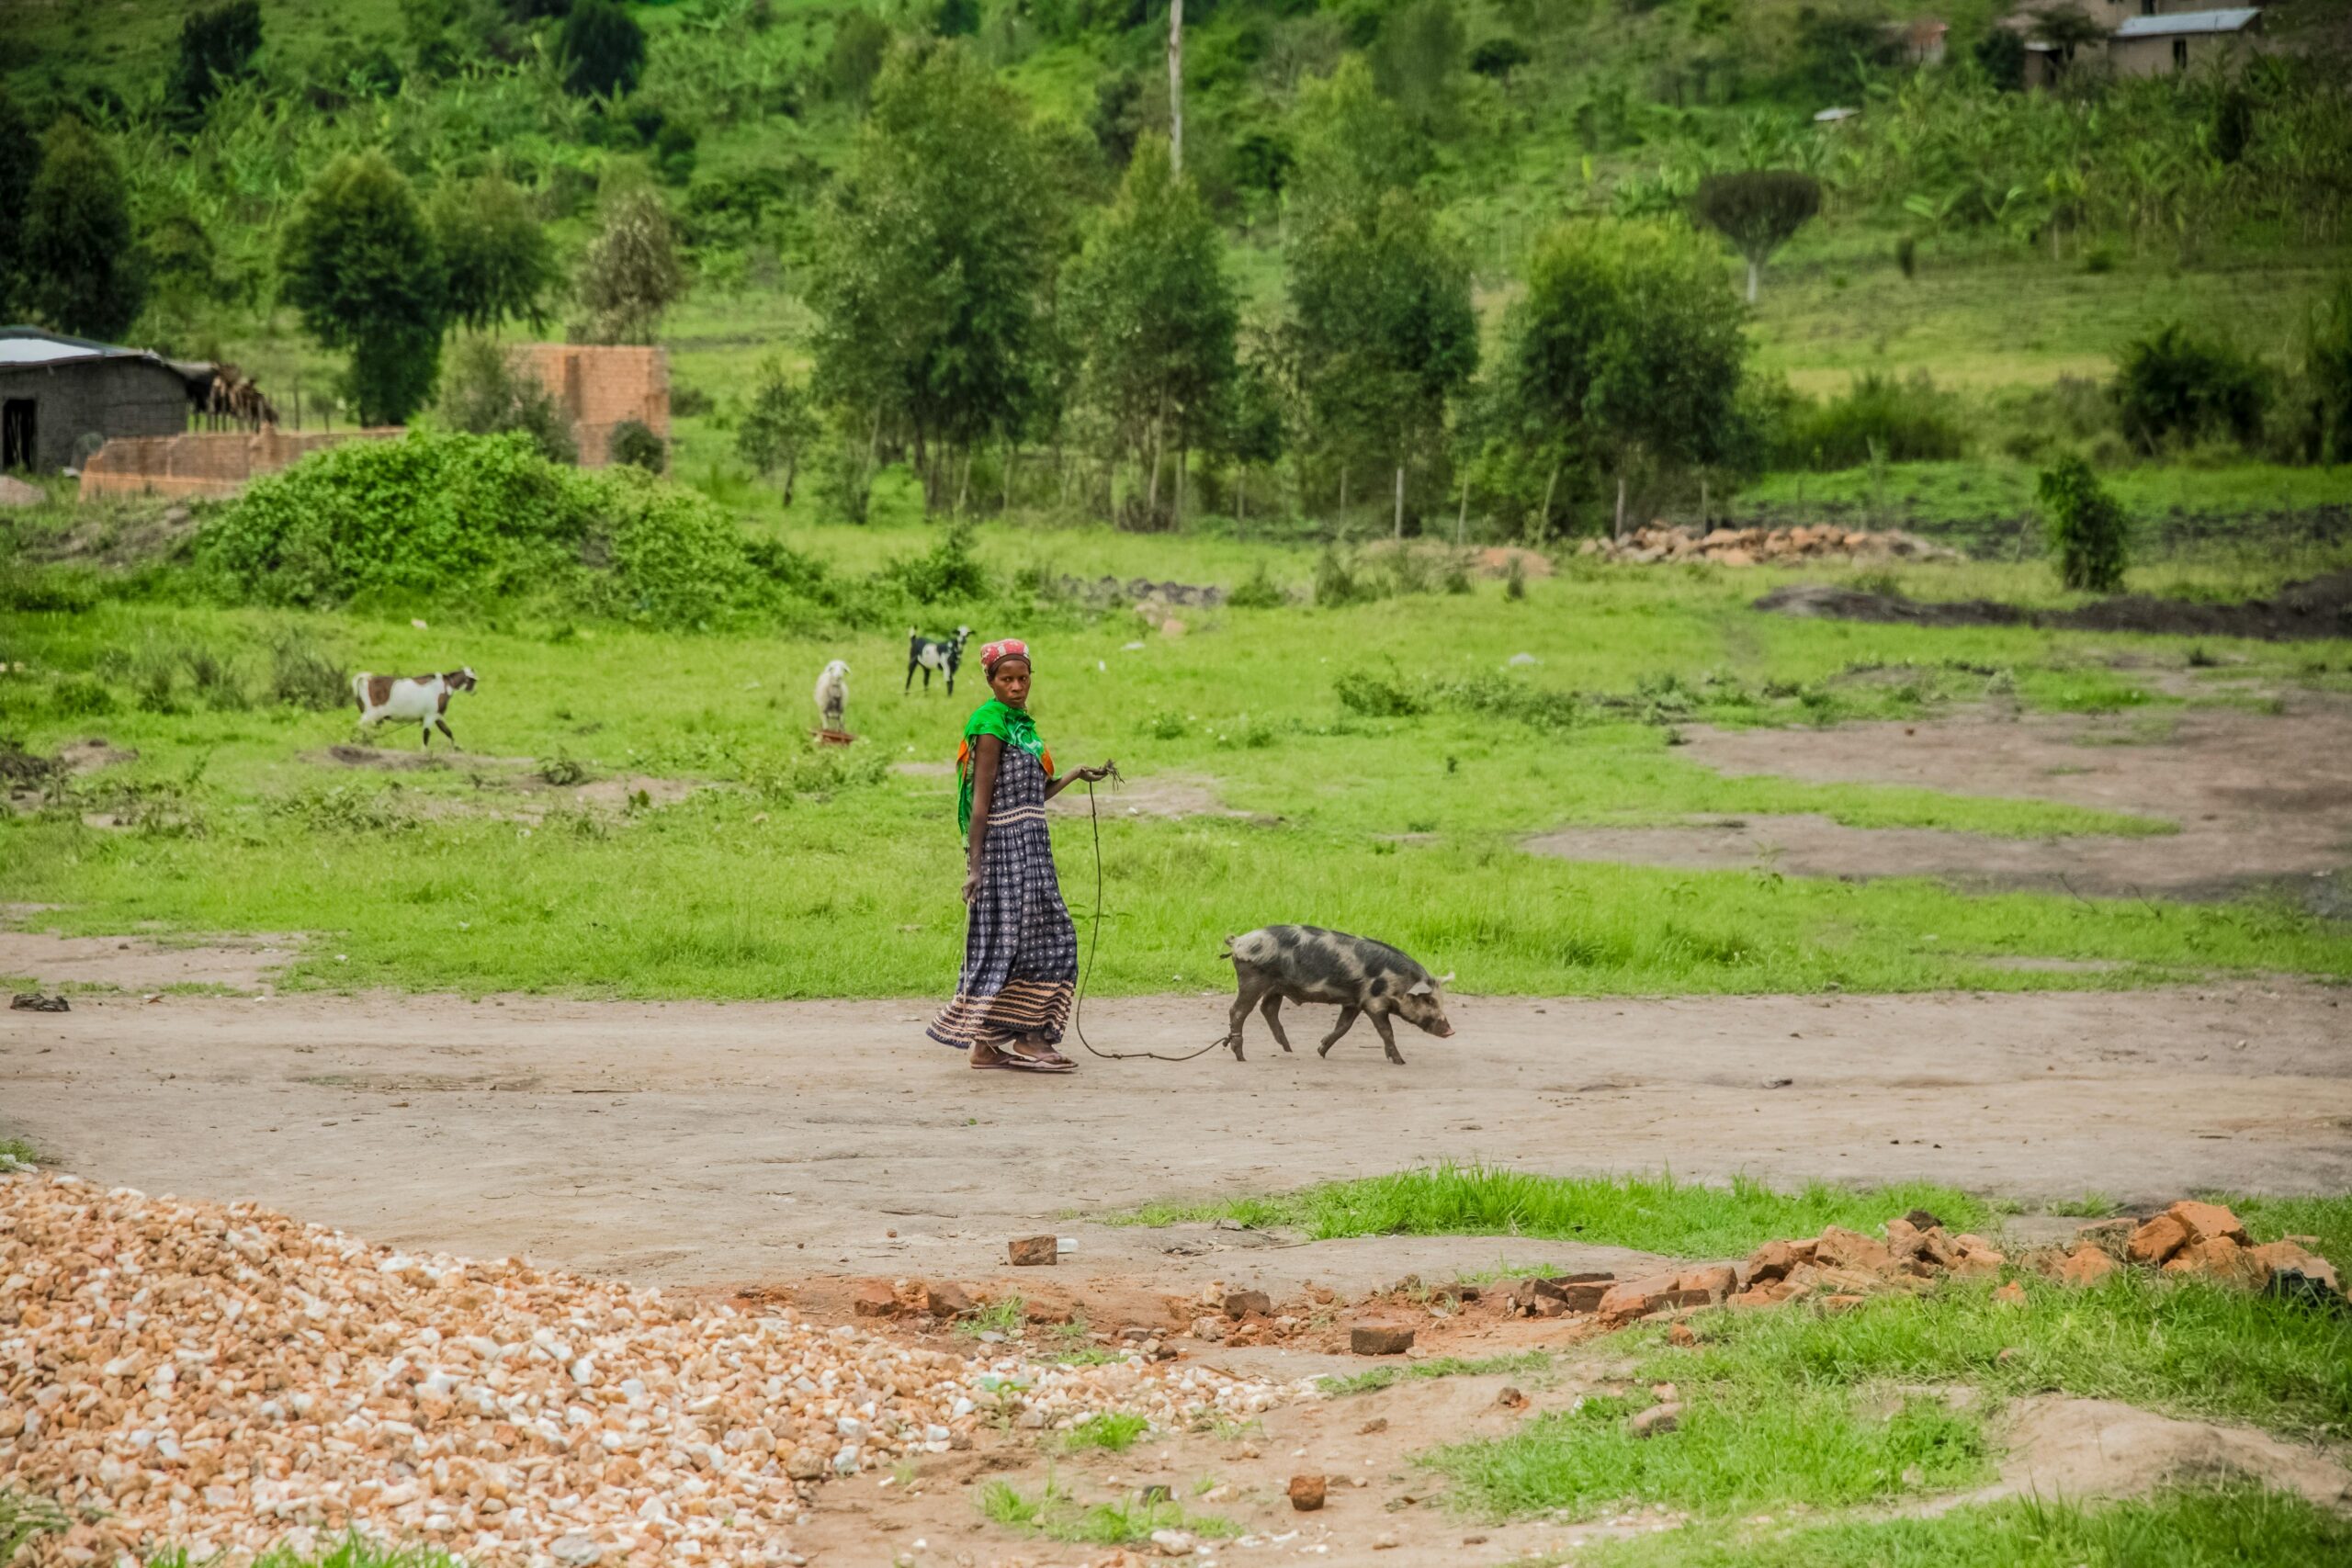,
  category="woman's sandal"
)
[971,1044,1072,1073]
